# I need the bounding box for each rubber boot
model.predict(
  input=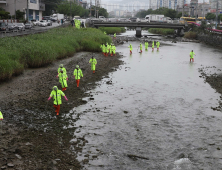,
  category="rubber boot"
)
[62,88,65,91]
[56,112,59,116]
[93,70,95,73]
